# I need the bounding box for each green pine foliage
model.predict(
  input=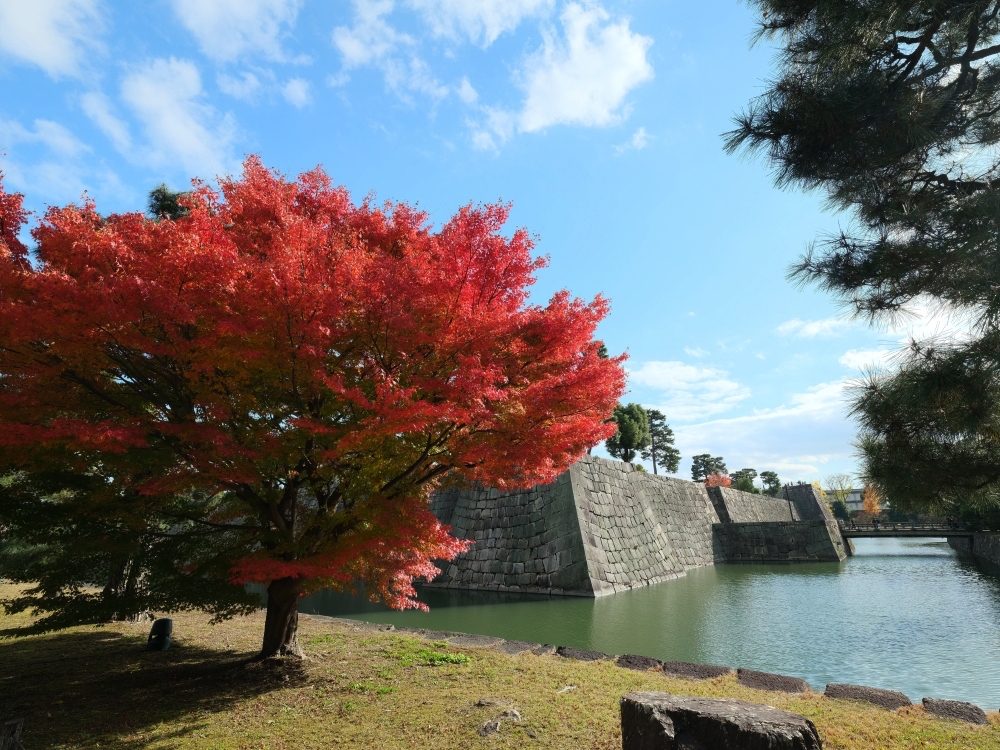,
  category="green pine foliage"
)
[727,0,1000,515]
[691,454,727,482]
[760,470,782,497]
[640,409,681,475]
[605,403,651,464]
